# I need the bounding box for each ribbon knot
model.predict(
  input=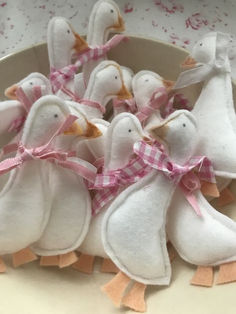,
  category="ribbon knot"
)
[50,34,128,93]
